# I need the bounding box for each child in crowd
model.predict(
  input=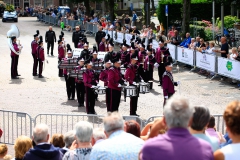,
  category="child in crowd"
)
[60,19,65,31]
[0,144,12,160]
